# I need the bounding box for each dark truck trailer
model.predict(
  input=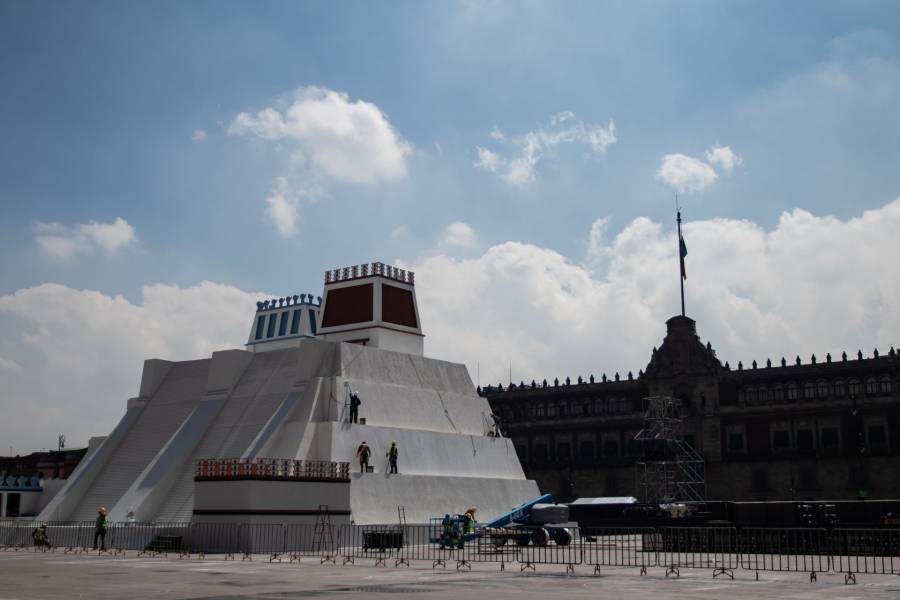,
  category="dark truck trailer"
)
[568,499,900,530]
